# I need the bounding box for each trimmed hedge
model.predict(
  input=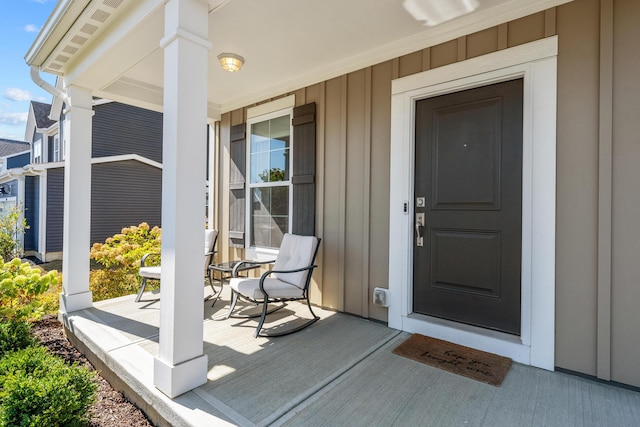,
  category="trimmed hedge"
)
[0,346,97,427]
[0,319,34,358]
